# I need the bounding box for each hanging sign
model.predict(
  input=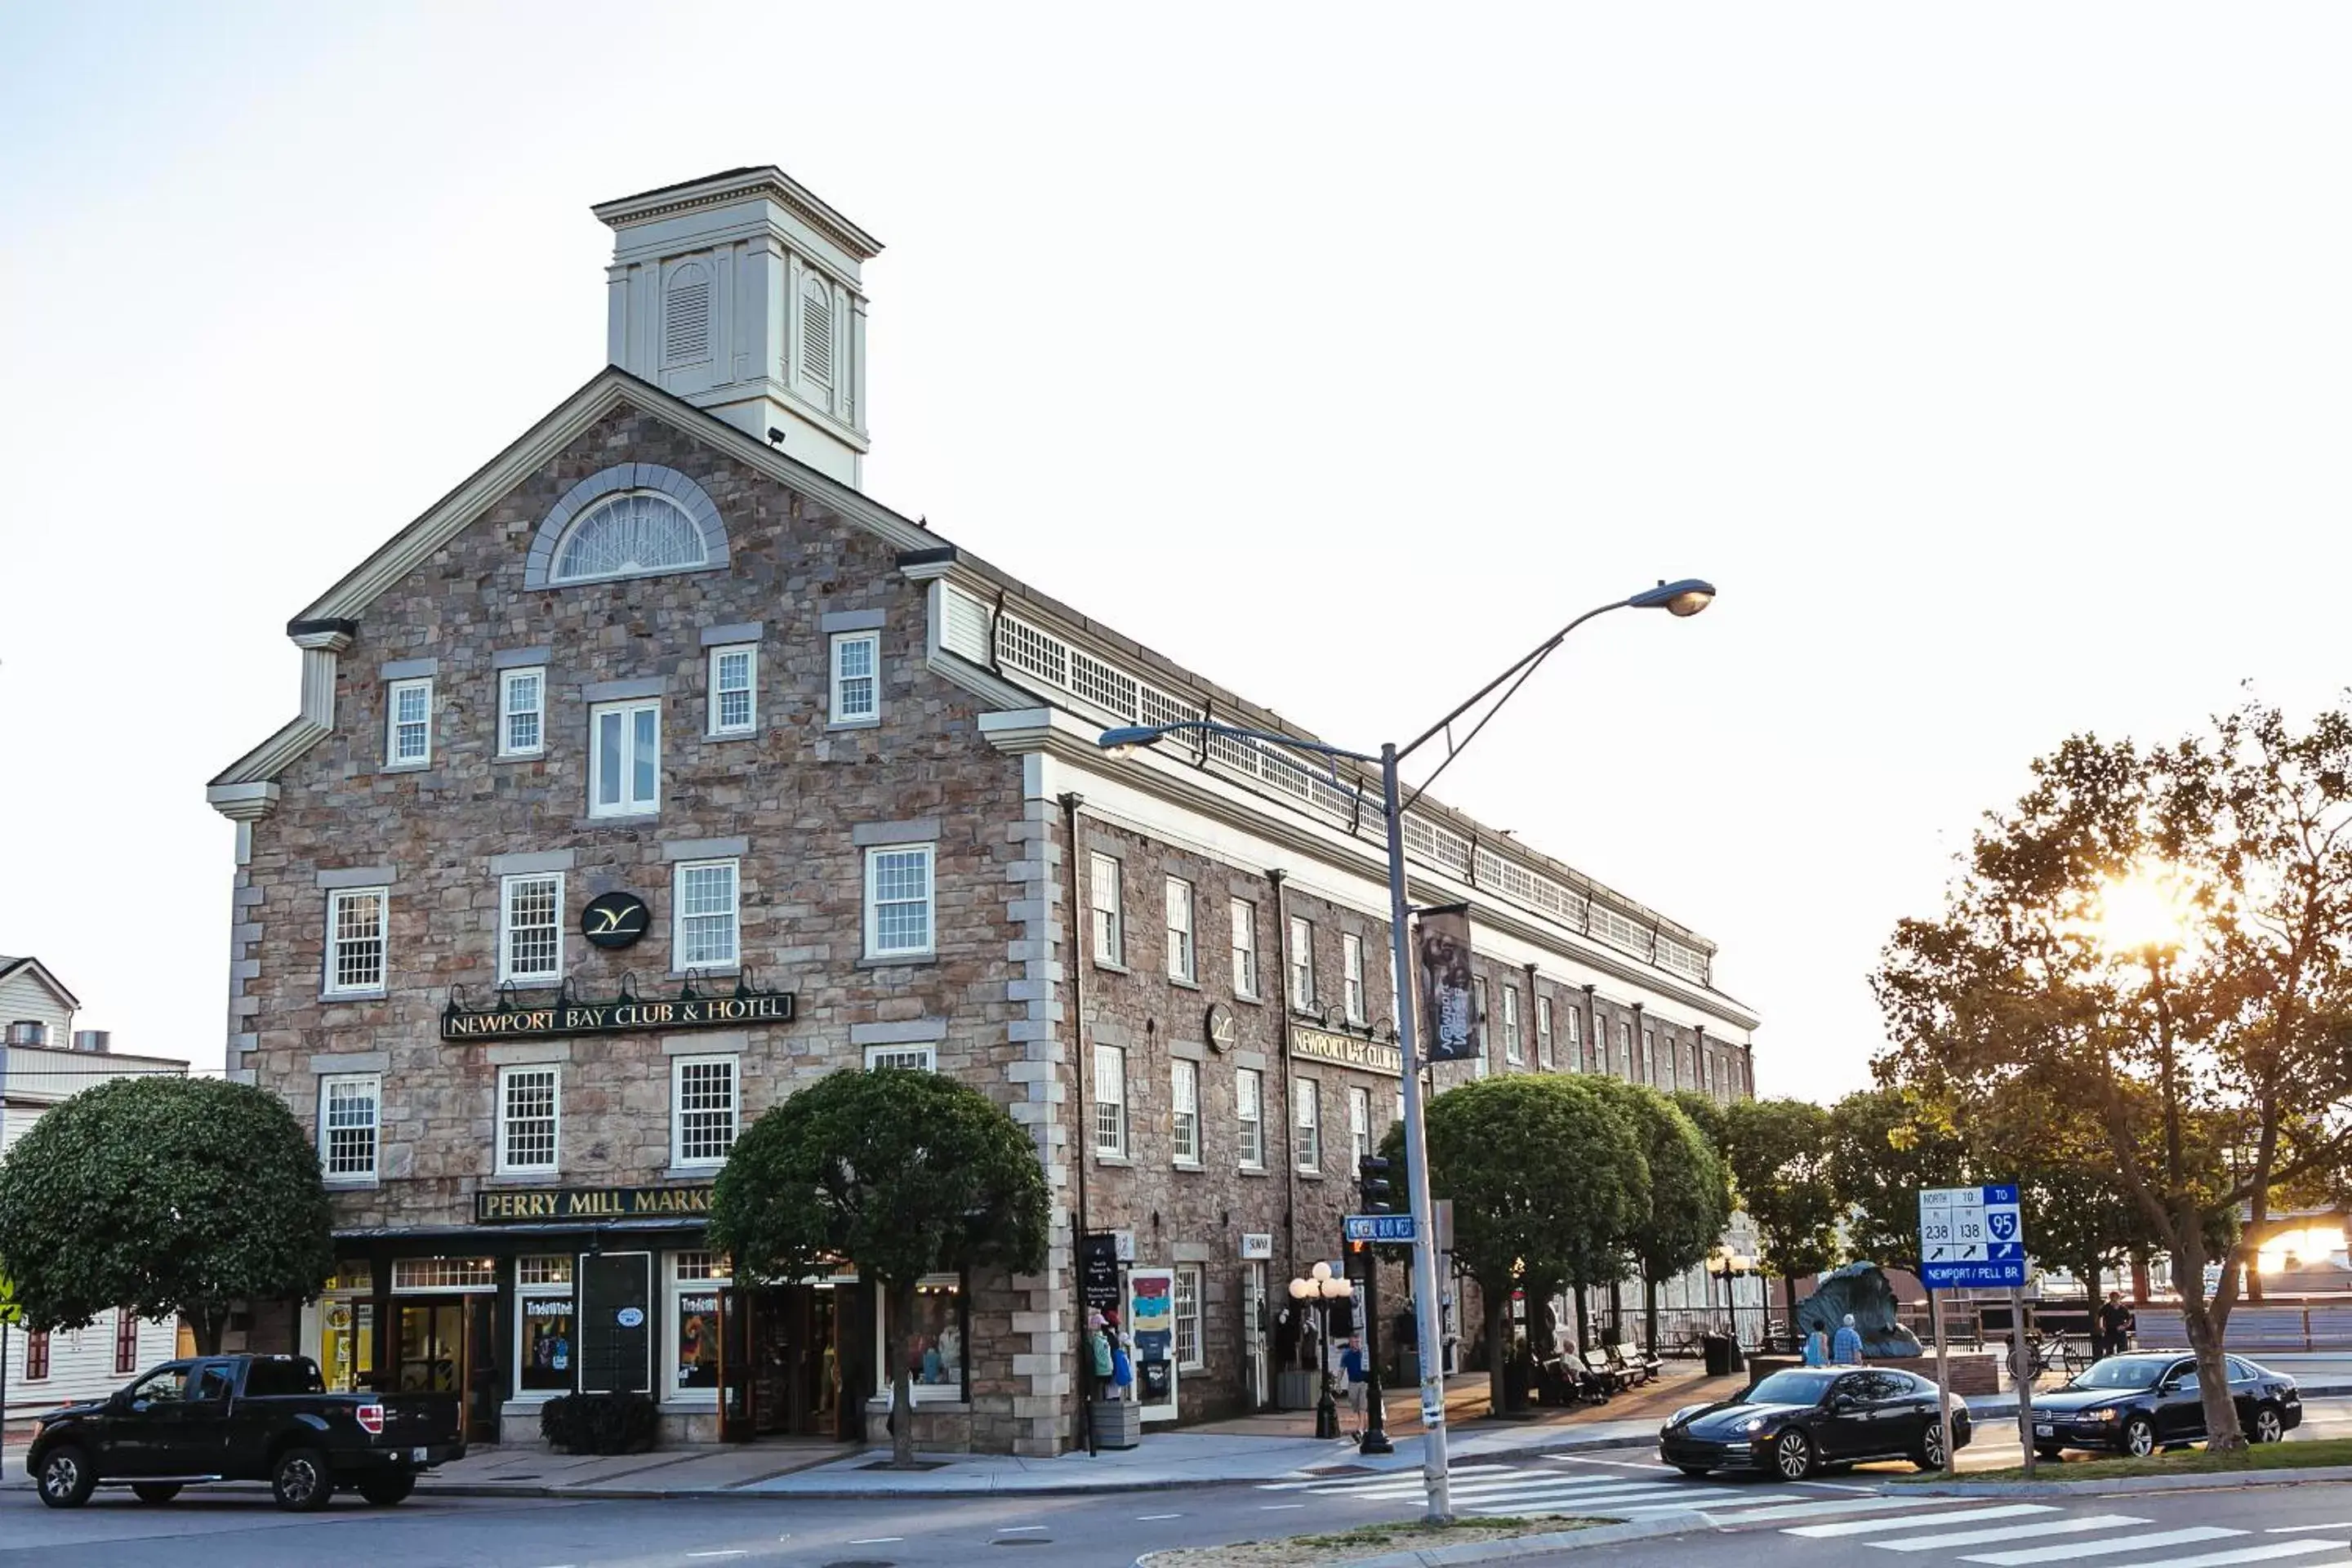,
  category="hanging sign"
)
[1415,903,1480,1062]
[442,987,792,1041]
[475,1185,715,1223]
[1080,1233,1122,1312]
[580,892,653,950]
